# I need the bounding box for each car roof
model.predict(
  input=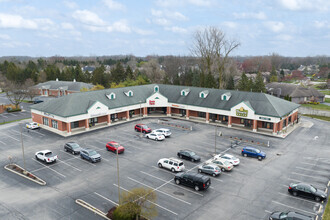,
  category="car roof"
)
[287,211,313,219]
[168,157,183,163]
[214,158,227,162]
[158,128,170,131]
[203,164,218,168]
[222,154,234,157]
[184,172,210,181]
[136,124,145,126]
[38,150,52,153]
[108,141,118,144]
[244,146,257,150]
